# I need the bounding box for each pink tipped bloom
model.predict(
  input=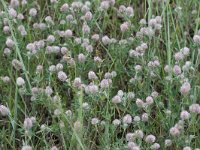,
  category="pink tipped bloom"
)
[123,114,132,124]
[29,8,37,17]
[164,139,172,147]
[136,98,144,108]
[112,95,122,104]
[91,118,99,125]
[180,110,190,120]
[180,82,191,94]
[146,96,154,105]
[189,103,200,114]
[145,134,156,144]
[169,127,180,136]
[173,65,182,75]
[120,22,130,32]
[24,118,33,130]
